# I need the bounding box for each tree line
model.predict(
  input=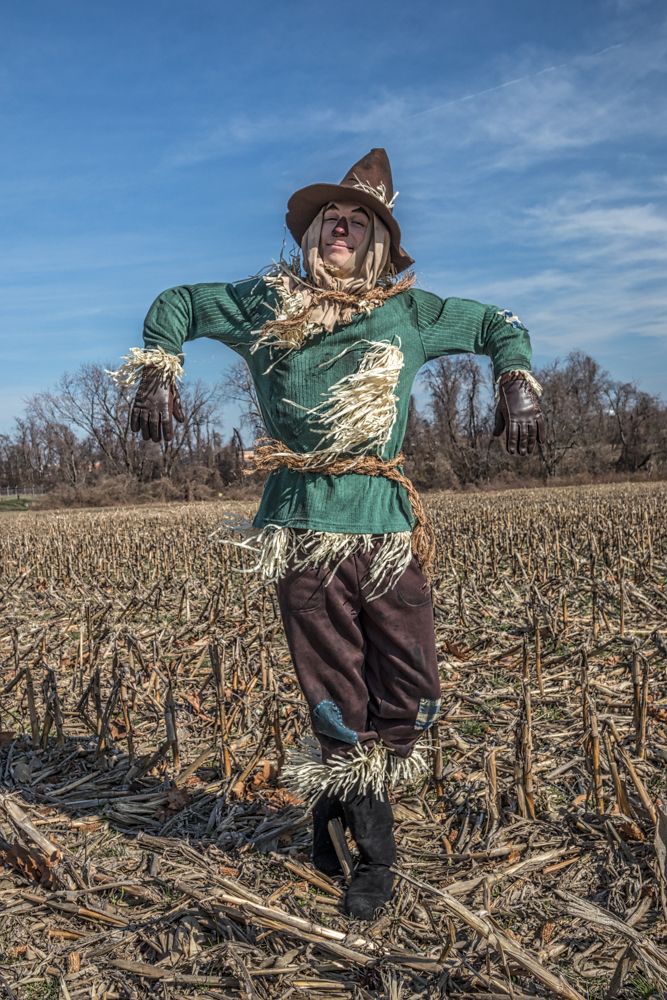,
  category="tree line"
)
[1,350,665,504]
[403,351,667,489]
[0,367,242,504]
